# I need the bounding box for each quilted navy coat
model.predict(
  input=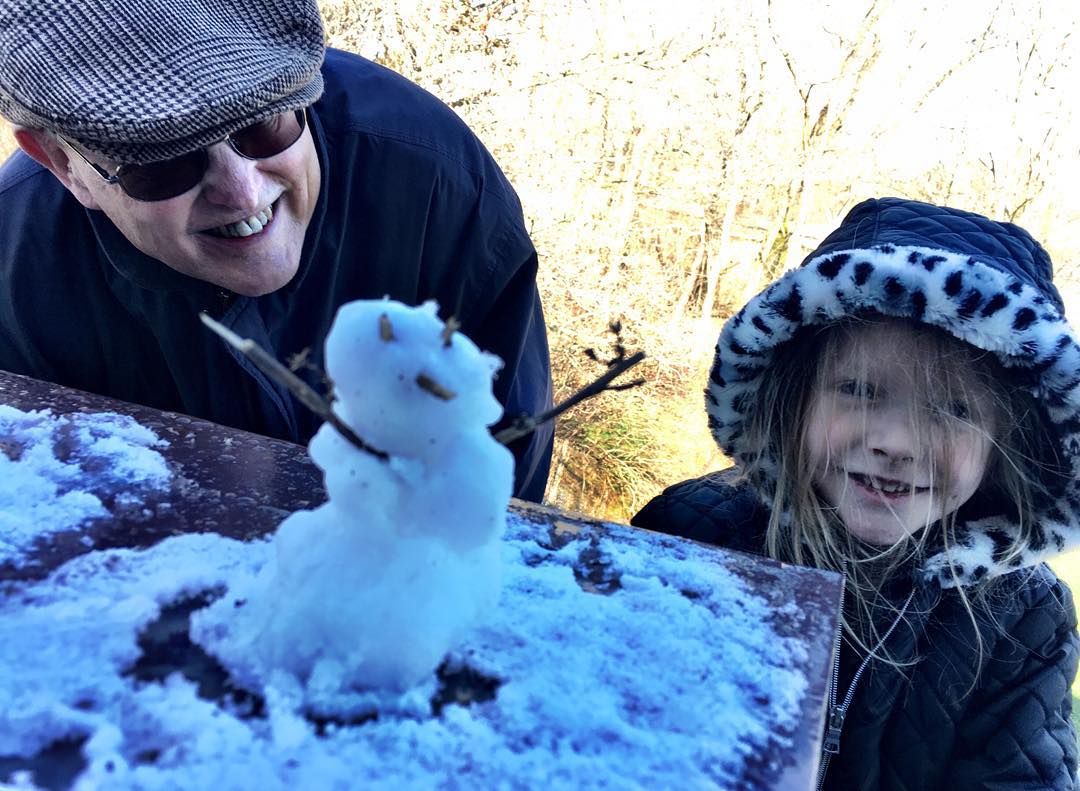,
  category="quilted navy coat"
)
[634,474,1078,789]
[634,198,1080,789]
